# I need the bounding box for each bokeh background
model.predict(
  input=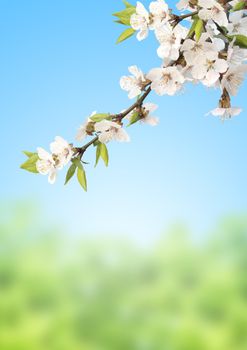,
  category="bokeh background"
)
[0,0,247,349]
